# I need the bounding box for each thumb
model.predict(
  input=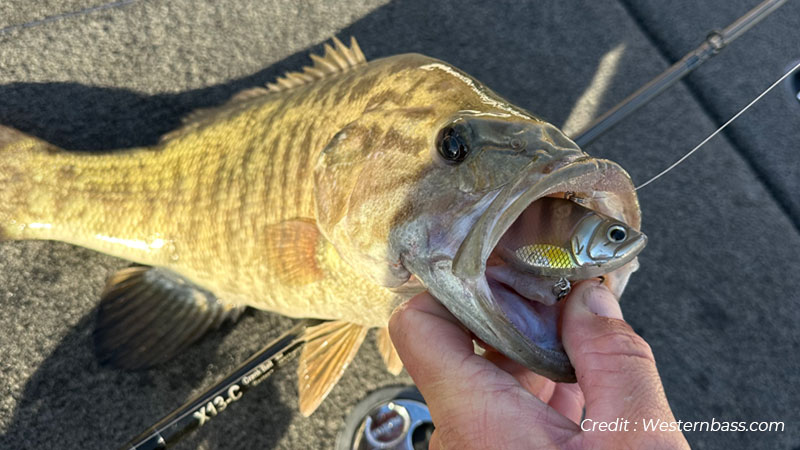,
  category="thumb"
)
[561,281,676,424]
